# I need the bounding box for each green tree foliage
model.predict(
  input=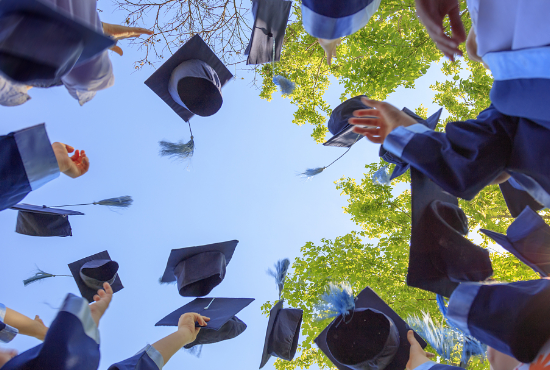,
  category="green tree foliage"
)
[264,162,543,370]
